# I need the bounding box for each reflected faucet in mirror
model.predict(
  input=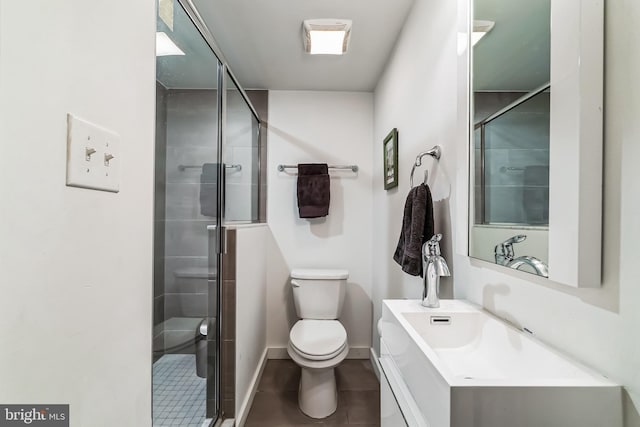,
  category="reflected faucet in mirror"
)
[422,234,451,308]
[494,234,526,265]
[495,235,549,278]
